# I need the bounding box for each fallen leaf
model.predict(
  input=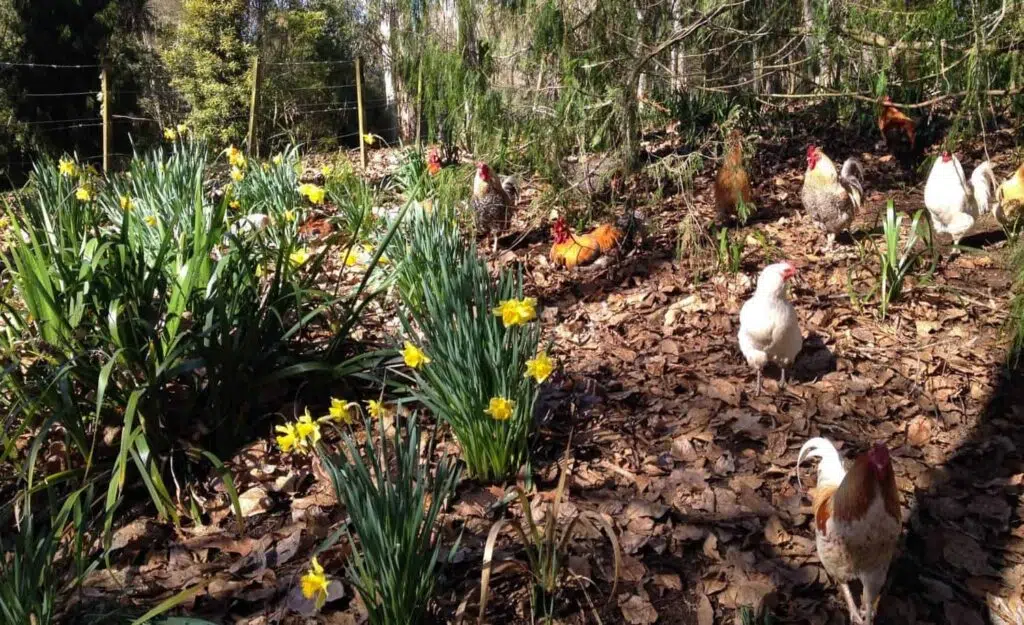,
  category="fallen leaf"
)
[238,486,270,517]
[763,515,790,546]
[697,592,714,625]
[906,416,932,447]
[619,594,658,625]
